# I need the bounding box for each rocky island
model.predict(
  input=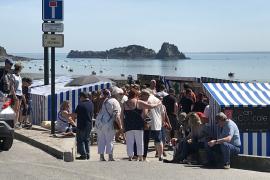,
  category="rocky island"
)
[67,42,187,60]
[0,46,32,62]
